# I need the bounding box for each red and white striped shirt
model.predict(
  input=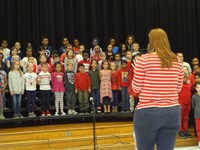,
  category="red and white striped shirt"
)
[132,53,184,109]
